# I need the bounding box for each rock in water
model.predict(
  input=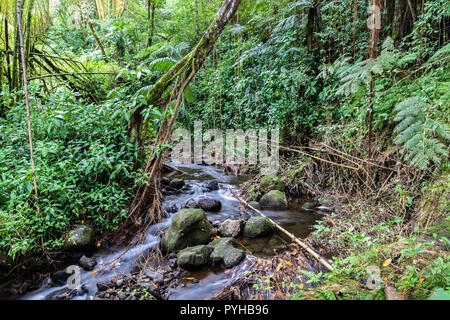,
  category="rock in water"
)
[51,269,70,285]
[248,201,261,210]
[302,201,316,210]
[161,208,214,253]
[160,177,171,186]
[202,180,219,191]
[198,197,222,211]
[218,219,243,237]
[63,225,95,251]
[177,245,214,267]
[259,190,288,209]
[260,175,285,193]
[78,255,97,270]
[243,216,274,238]
[169,179,185,189]
[208,237,246,268]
